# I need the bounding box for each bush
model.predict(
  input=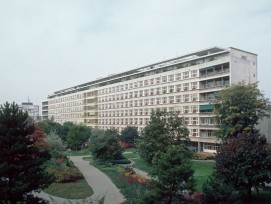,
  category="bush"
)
[111,159,131,165]
[202,174,241,204]
[47,166,83,183]
[192,152,215,160]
